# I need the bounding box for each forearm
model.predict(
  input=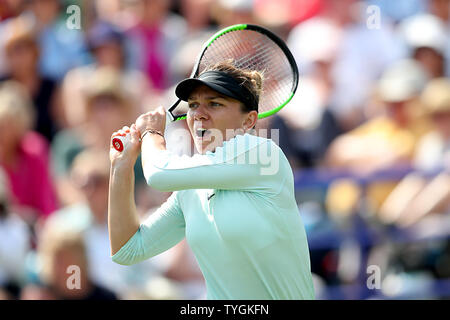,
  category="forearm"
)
[142,135,279,192]
[141,132,166,171]
[108,161,140,255]
[408,173,450,217]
